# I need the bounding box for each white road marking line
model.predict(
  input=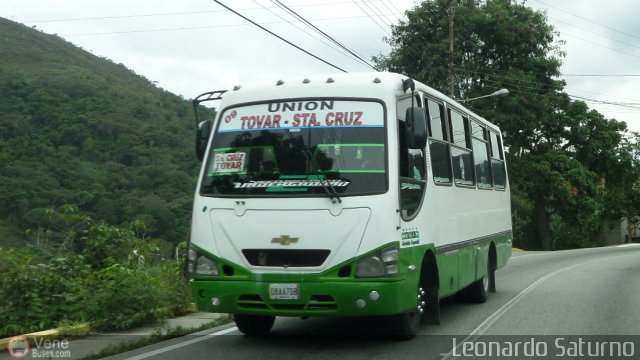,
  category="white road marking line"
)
[440,252,638,359]
[510,252,550,259]
[510,245,632,260]
[124,326,238,360]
